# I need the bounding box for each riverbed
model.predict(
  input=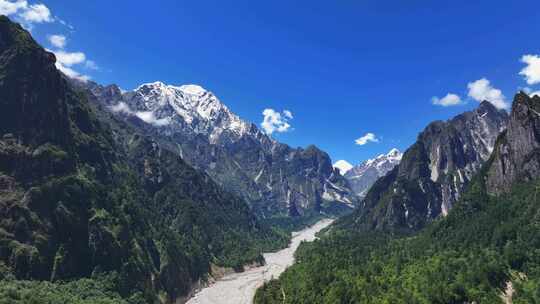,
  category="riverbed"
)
[186,218,334,304]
